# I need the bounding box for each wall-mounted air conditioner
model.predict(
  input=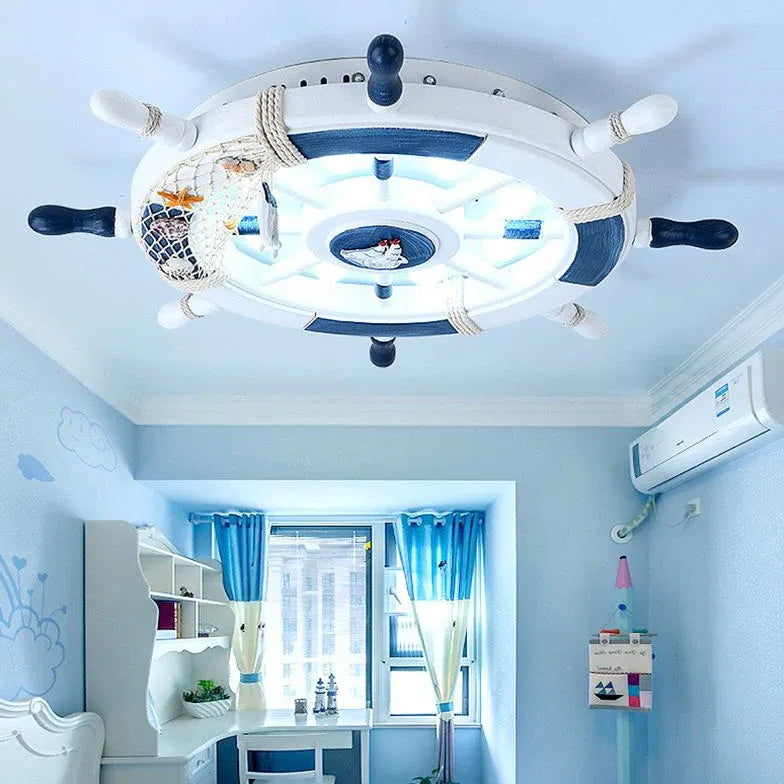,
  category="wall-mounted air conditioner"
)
[630,351,784,493]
